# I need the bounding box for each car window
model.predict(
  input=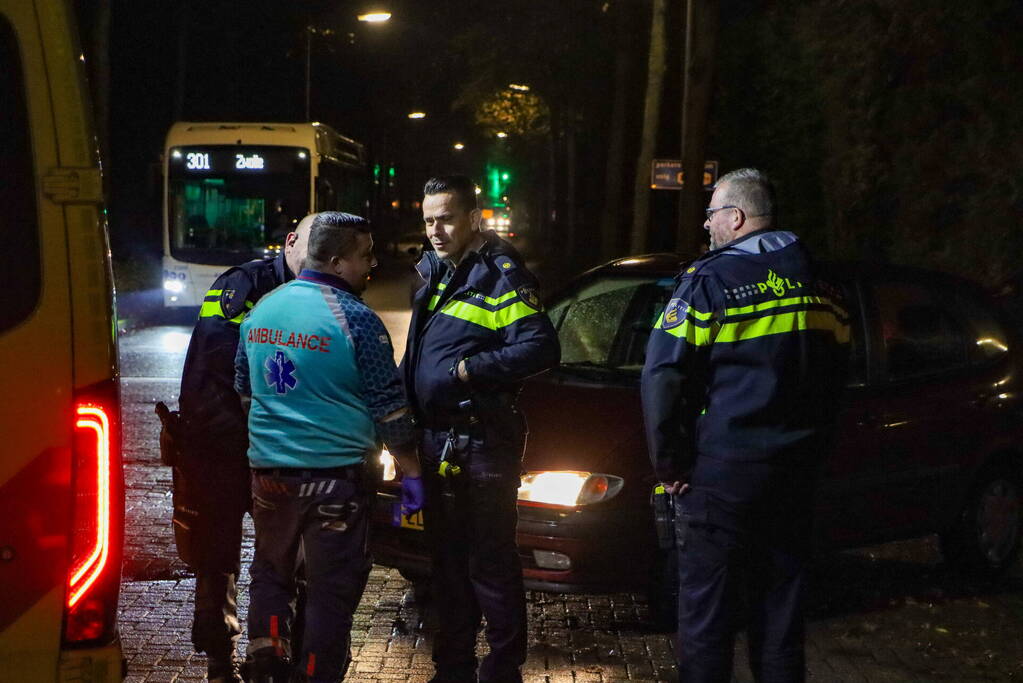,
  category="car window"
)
[0,16,41,333]
[549,276,673,370]
[955,289,1011,363]
[875,281,970,381]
